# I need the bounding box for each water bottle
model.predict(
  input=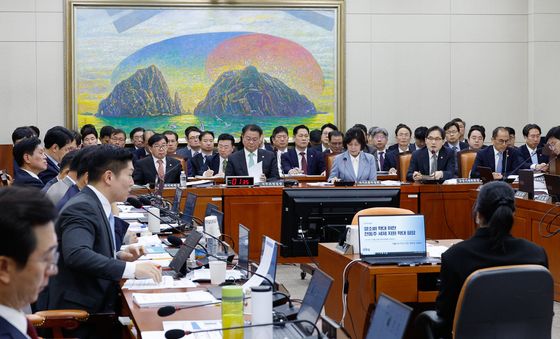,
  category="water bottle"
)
[194,226,206,260]
[222,286,244,339]
[180,170,187,187]
[207,236,219,258]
